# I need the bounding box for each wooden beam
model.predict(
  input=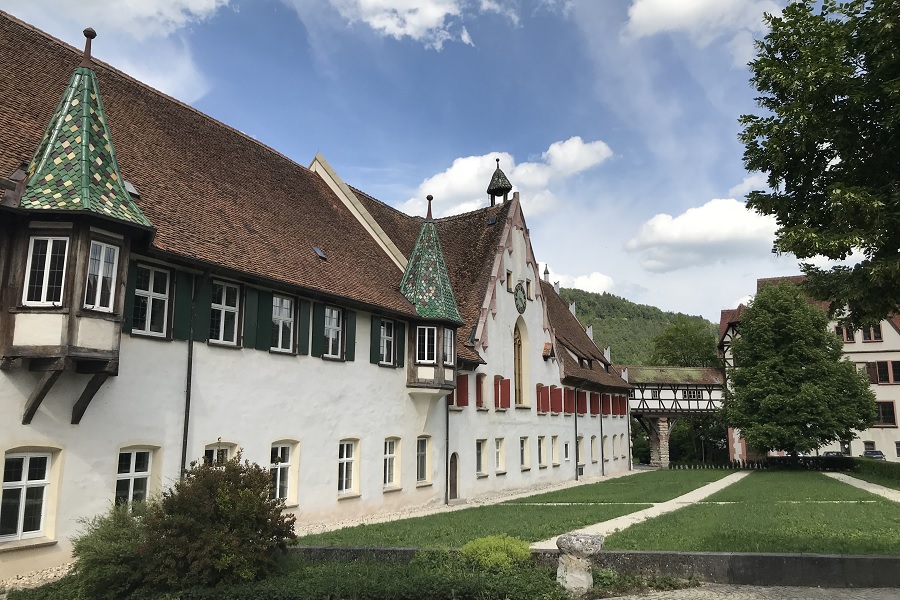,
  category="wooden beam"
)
[71,373,110,424]
[22,370,63,424]
[75,360,118,375]
[28,357,67,372]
